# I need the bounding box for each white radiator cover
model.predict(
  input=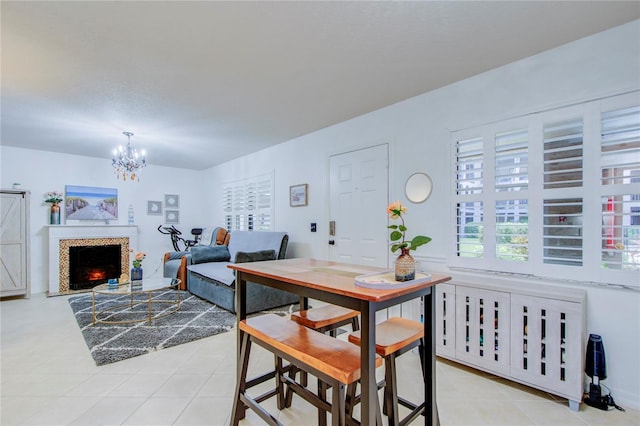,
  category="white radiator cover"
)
[435,280,586,410]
